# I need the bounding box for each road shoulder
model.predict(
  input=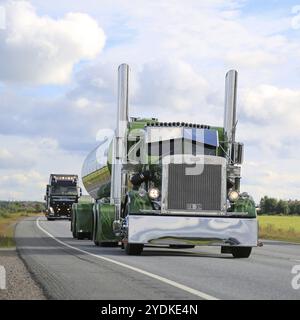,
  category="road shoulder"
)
[0,248,46,300]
